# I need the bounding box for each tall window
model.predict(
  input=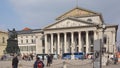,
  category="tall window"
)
[2,37,5,43]
[26,39,28,43]
[83,36,86,45]
[31,39,34,43]
[90,37,94,45]
[21,40,23,43]
[104,37,107,44]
